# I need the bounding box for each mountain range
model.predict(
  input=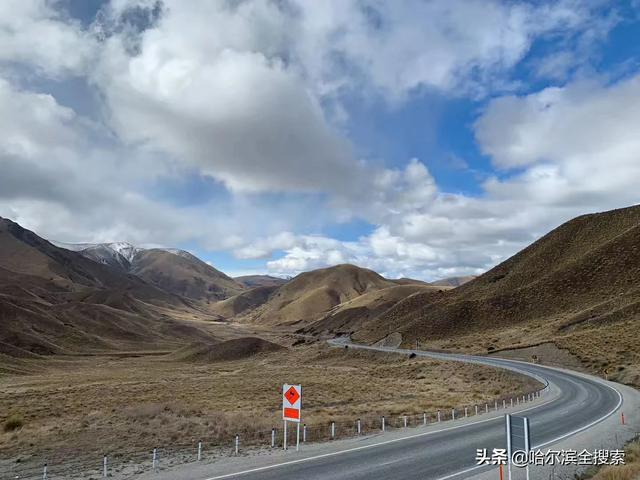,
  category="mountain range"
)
[2,205,639,386]
[0,217,216,370]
